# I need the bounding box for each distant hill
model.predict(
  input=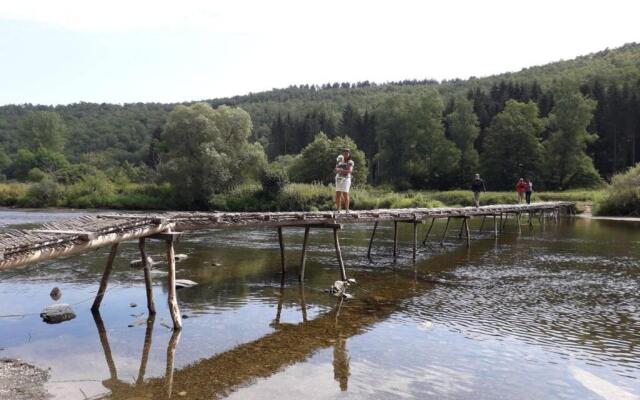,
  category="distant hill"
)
[1,42,639,178]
